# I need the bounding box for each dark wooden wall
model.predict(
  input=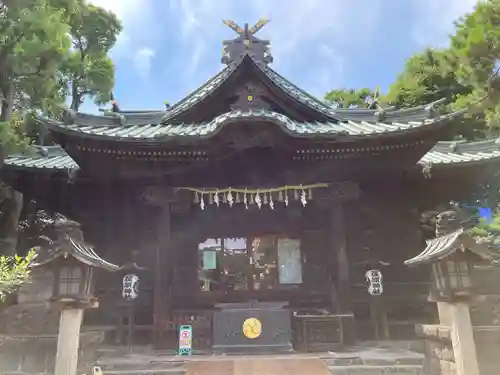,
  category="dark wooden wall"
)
[77,180,436,340]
